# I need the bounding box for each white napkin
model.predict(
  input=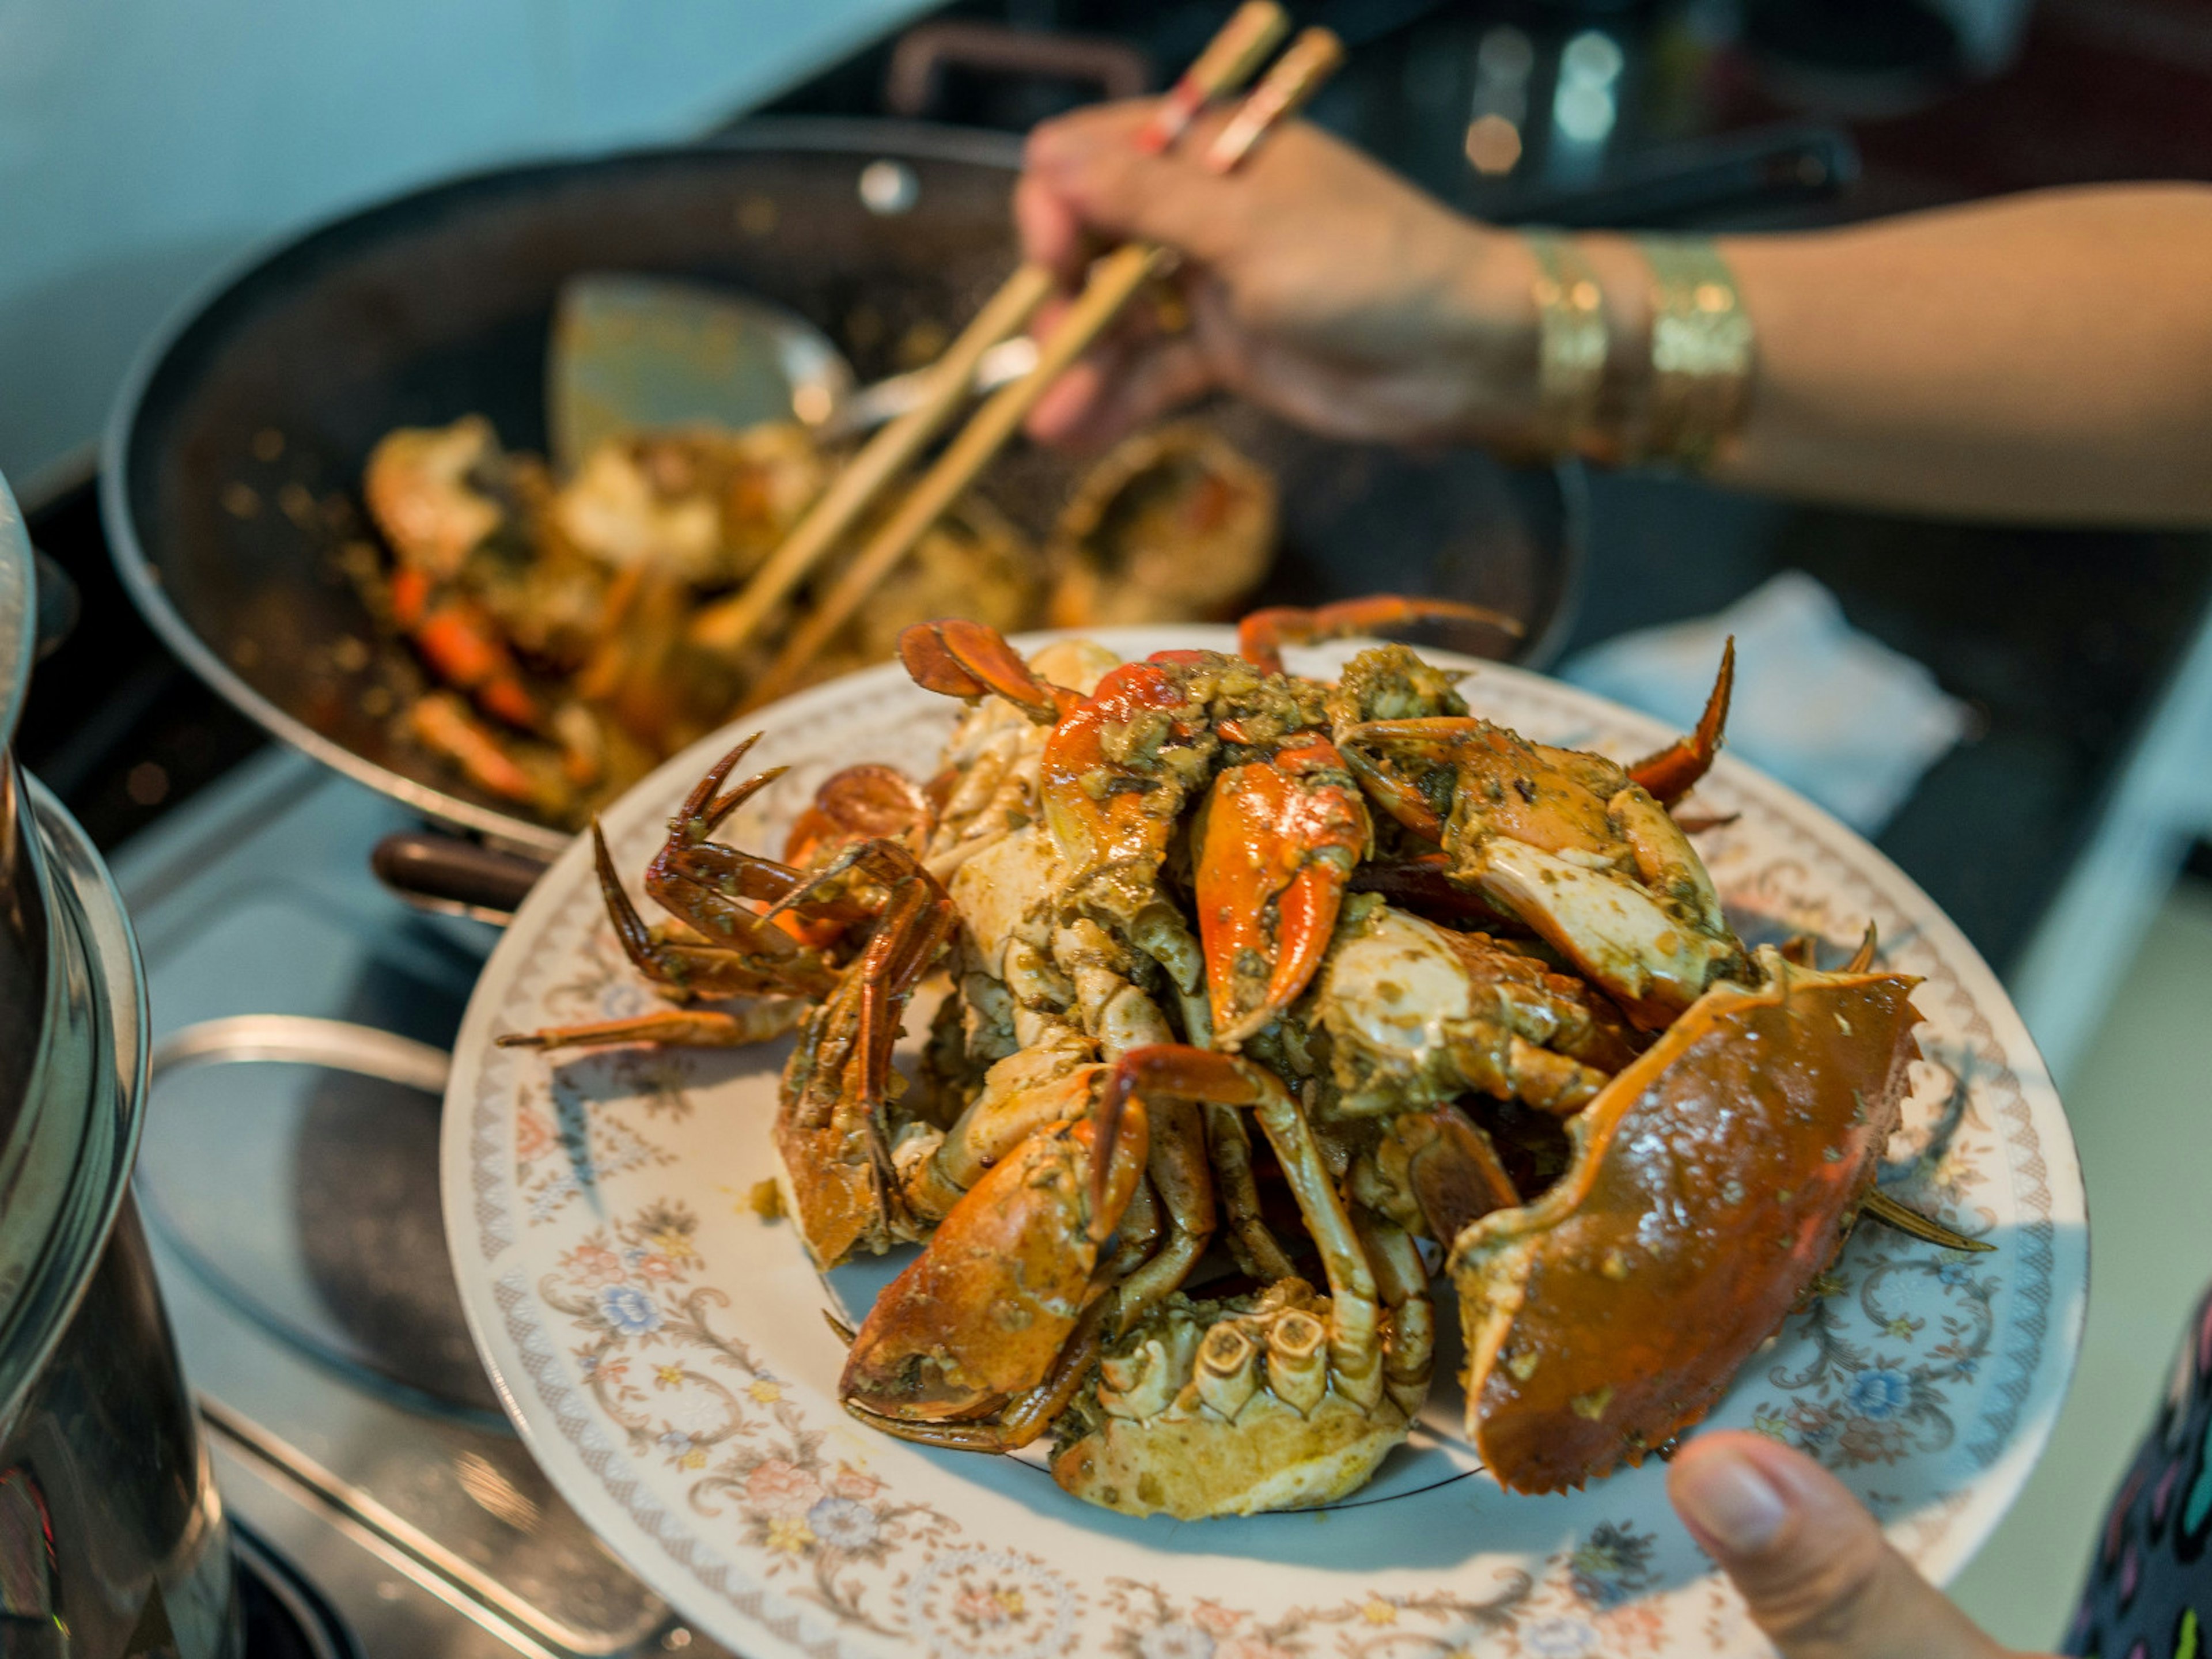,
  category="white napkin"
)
[1561,570,1972,833]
